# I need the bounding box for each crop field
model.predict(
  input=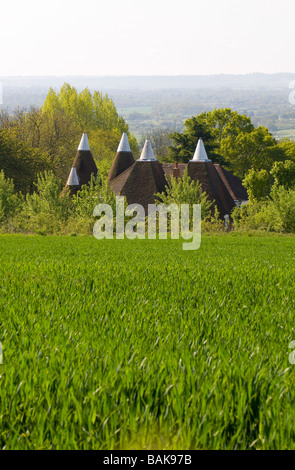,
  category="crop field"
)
[0,234,295,450]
